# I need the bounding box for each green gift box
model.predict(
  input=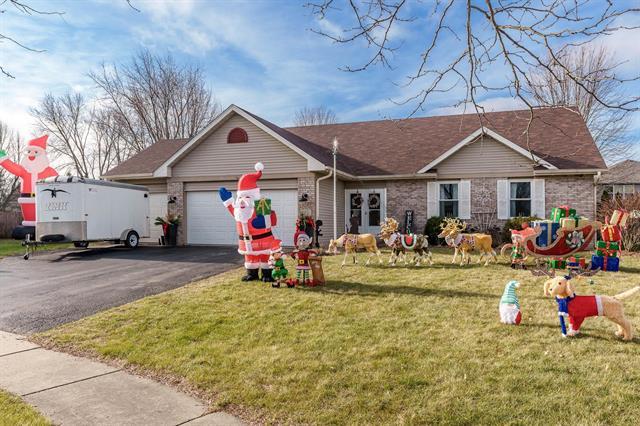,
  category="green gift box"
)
[595,240,619,257]
[547,258,566,269]
[550,205,577,222]
[254,198,272,215]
